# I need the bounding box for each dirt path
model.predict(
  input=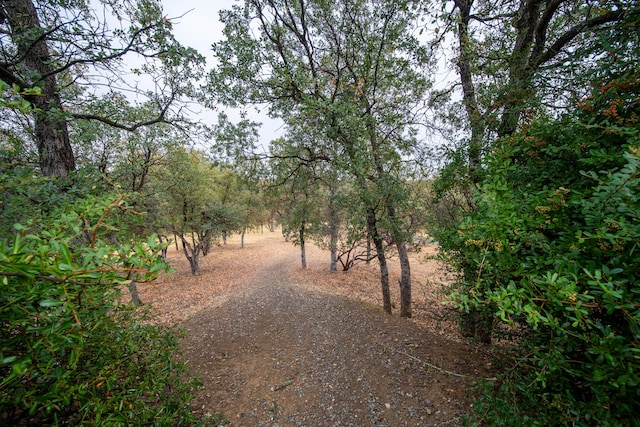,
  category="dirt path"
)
[172,235,492,426]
